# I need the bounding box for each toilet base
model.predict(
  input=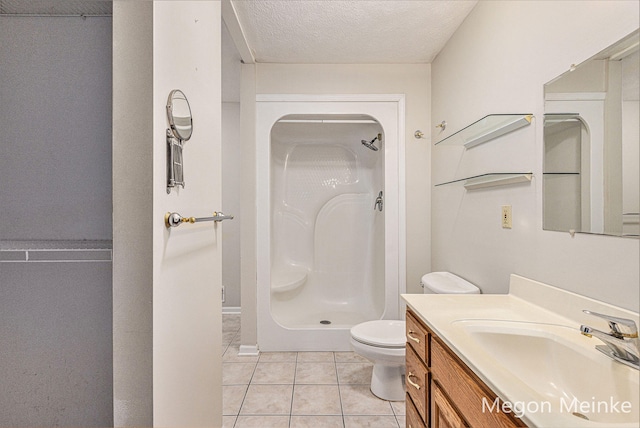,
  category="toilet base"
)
[370,364,405,401]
